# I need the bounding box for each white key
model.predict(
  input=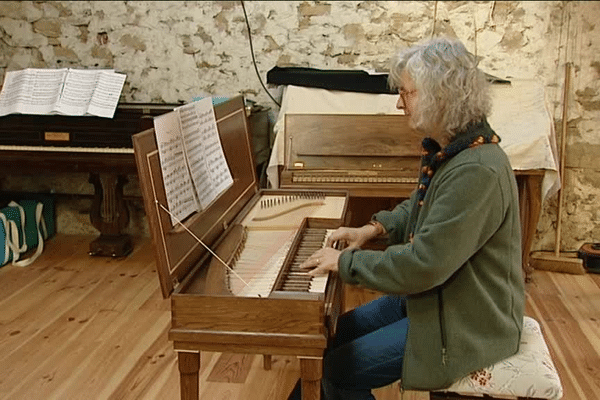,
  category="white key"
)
[309,274,328,293]
[308,229,334,294]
